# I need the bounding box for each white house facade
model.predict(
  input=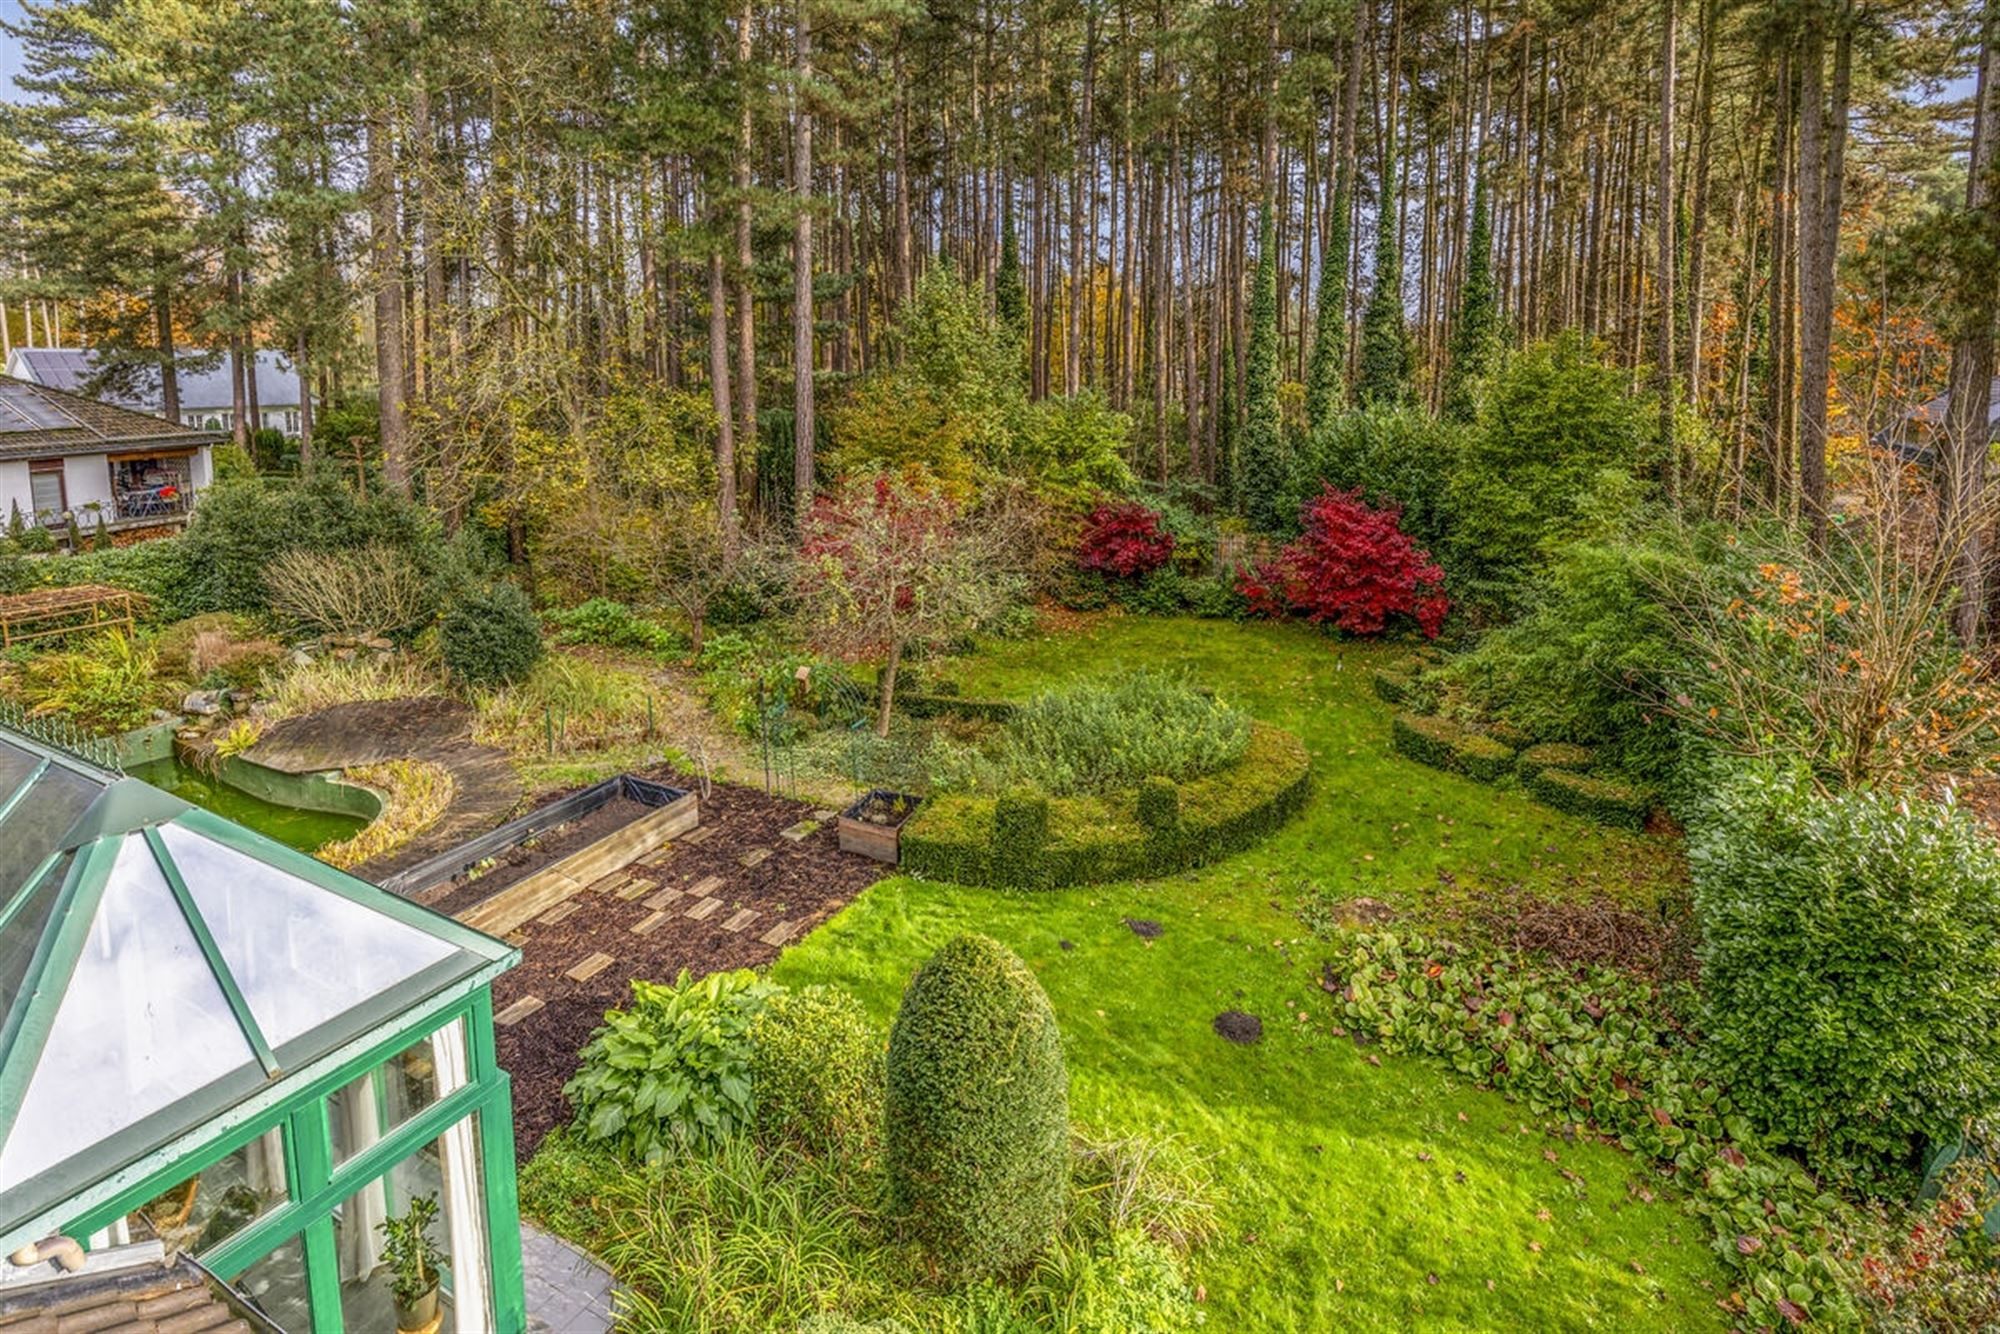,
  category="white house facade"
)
[0,375,221,533]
